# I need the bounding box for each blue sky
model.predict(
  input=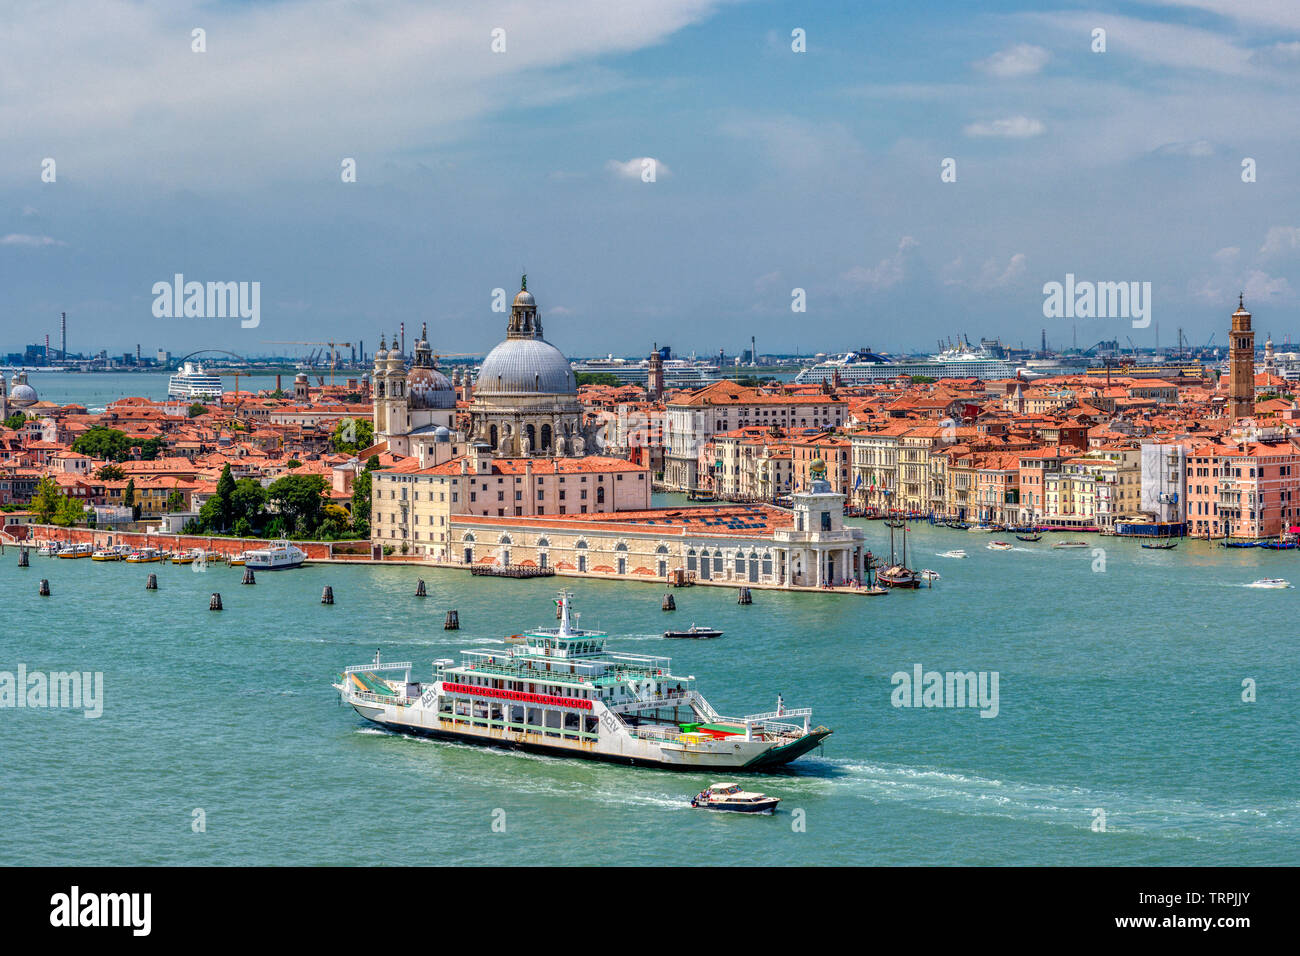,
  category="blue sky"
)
[3,0,1299,359]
